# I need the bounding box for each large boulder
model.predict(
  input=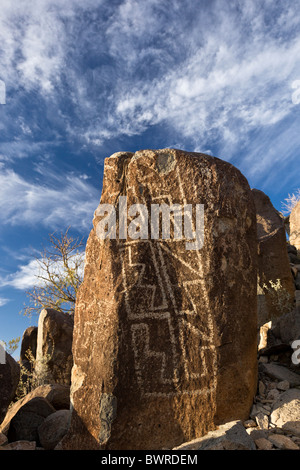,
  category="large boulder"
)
[270,388,300,436]
[0,352,20,425]
[0,383,69,436]
[36,308,73,385]
[252,189,295,325]
[20,326,38,372]
[38,409,70,449]
[5,397,55,444]
[290,200,300,251]
[60,149,258,450]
